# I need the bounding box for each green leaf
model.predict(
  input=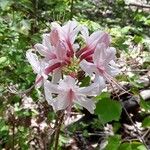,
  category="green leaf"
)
[133,35,143,44]
[119,142,147,150]
[95,92,110,101]
[104,135,121,150]
[0,0,12,10]
[80,76,90,87]
[140,99,150,112]
[0,56,9,69]
[142,116,150,127]
[95,95,122,123]
[131,142,147,150]
[119,142,132,150]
